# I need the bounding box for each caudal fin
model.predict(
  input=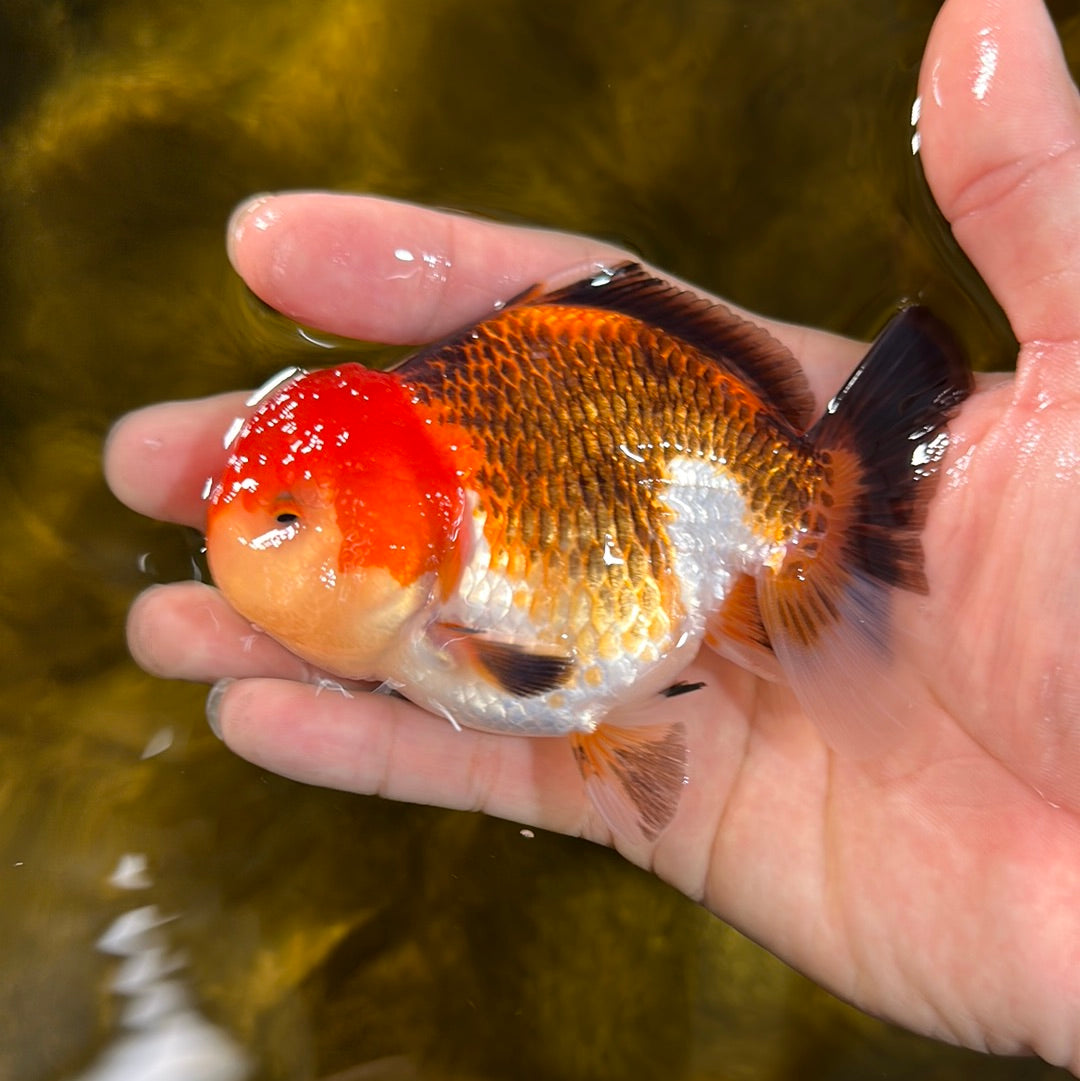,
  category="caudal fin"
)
[757,306,972,754]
